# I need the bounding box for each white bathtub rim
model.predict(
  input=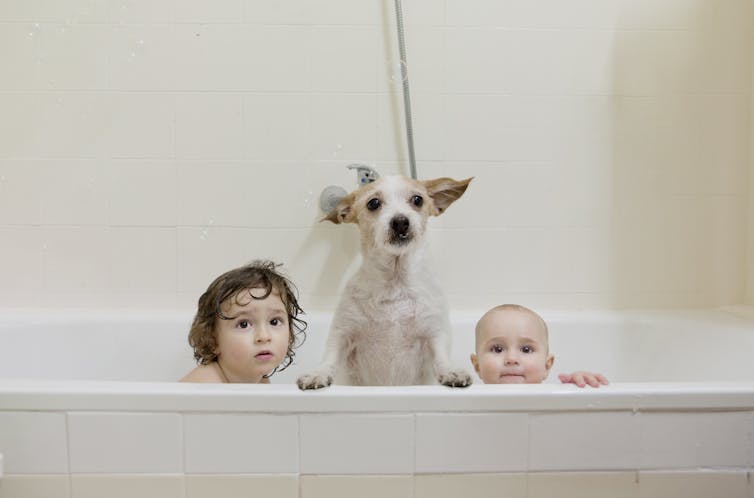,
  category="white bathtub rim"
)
[1,380,753,413]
